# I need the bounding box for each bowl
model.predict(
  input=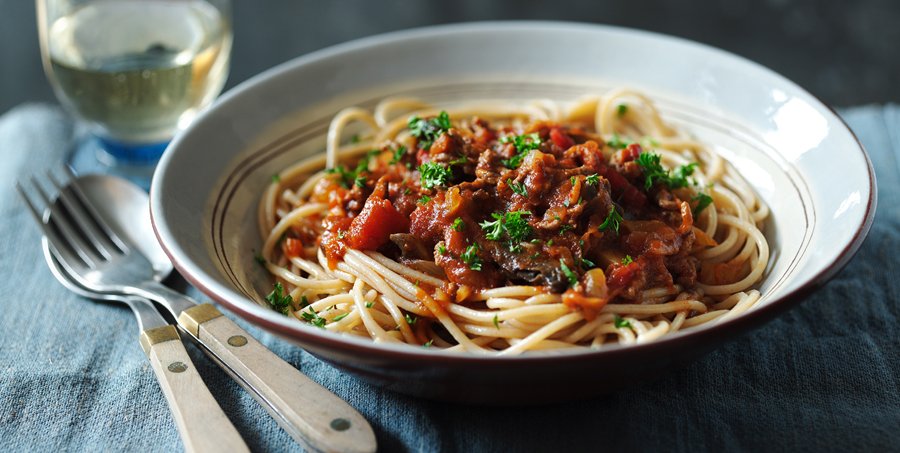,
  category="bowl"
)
[150,22,876,403]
